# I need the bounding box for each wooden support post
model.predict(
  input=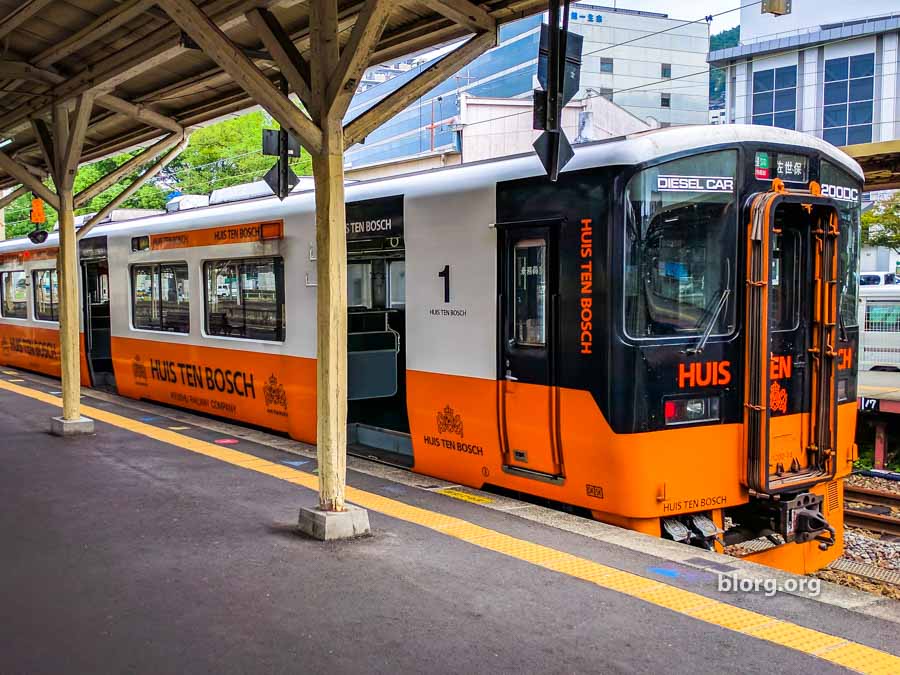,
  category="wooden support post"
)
[0,185,28,211]
[95,95,183,134]
[51,94,93,429]
[0,152,59,209]
[244,7,313,109]
[310,0,347,512]
[312,139,347,511]
[874,421,887,470]
[417,0,497,34]
[343,31,496,147]
[56,184,81,421]
[325,0,392,117]
[0,0,55,41]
